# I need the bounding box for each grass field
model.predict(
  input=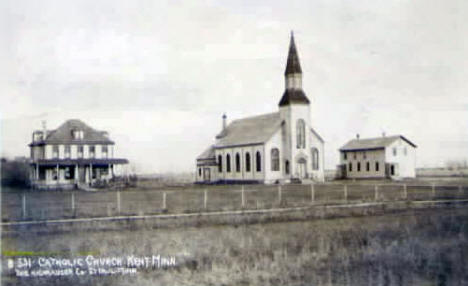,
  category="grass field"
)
[2,177,468,221]
[2,207,468,285]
